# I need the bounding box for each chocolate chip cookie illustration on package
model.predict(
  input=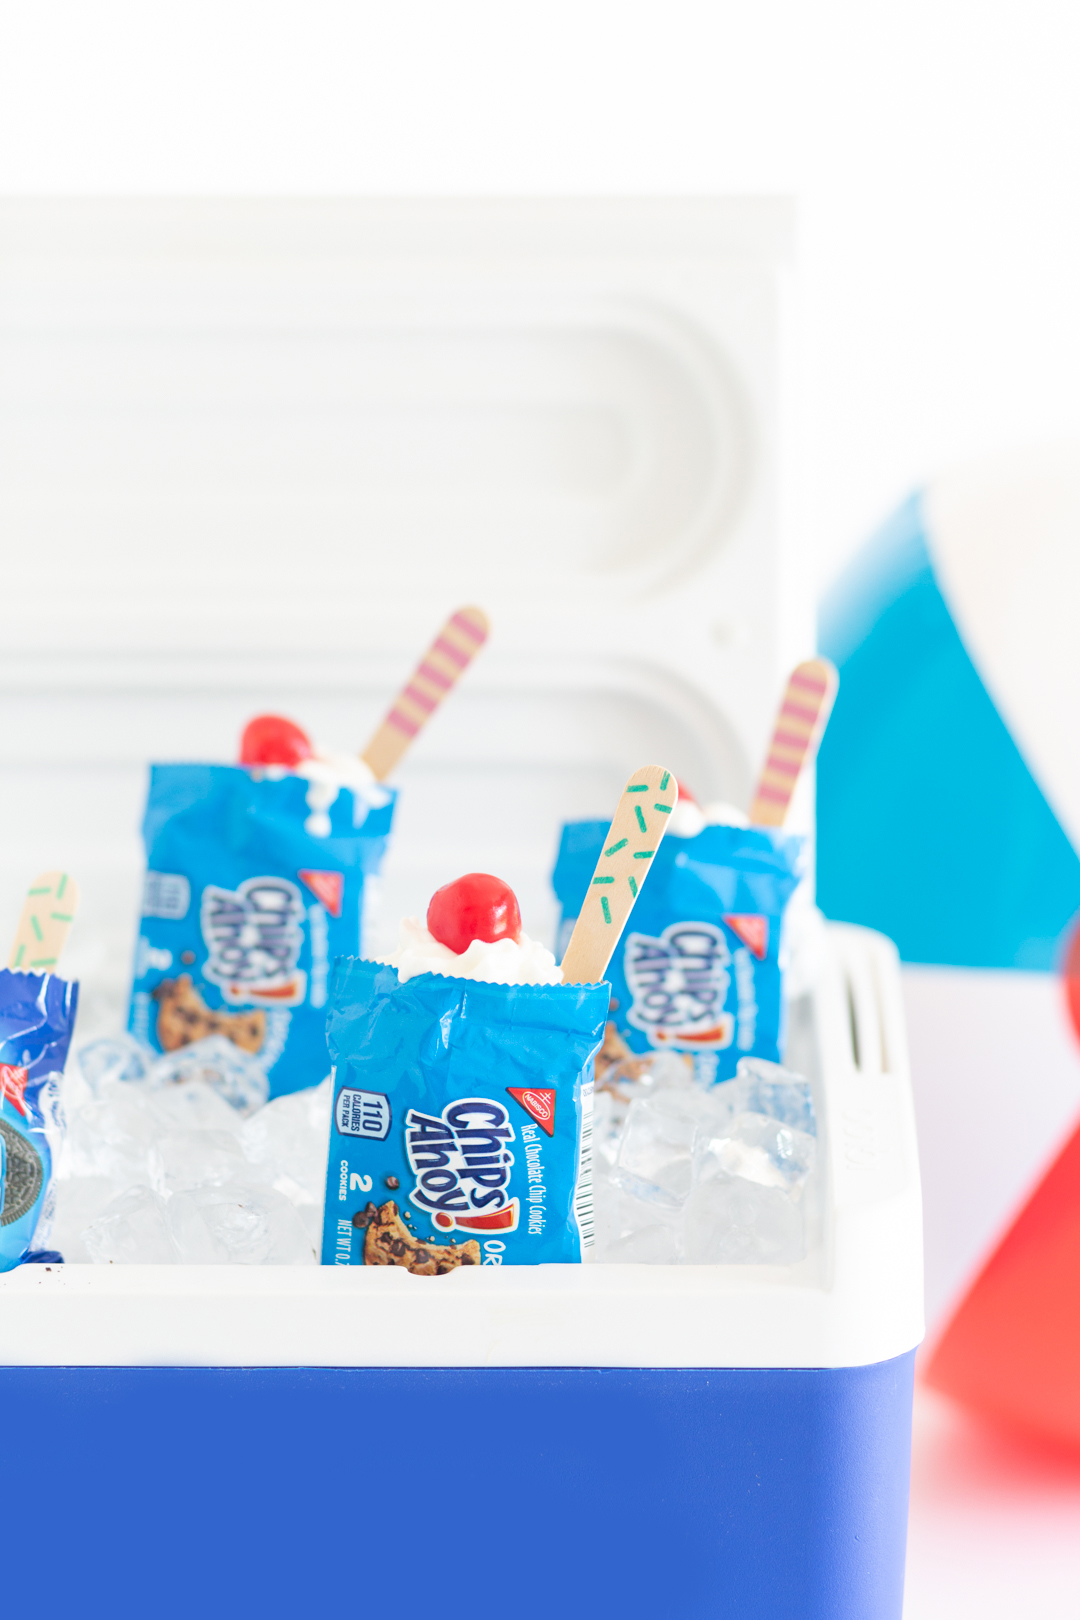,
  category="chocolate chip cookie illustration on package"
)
[152,975,266,1054]
[352,1199,481,1274]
